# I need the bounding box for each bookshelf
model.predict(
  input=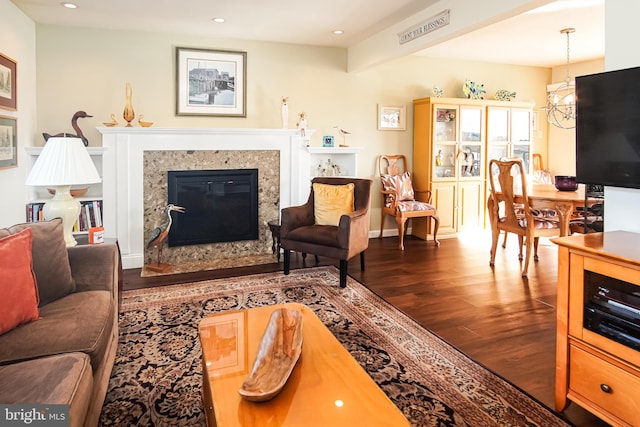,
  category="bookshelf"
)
[24,146,105,234]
